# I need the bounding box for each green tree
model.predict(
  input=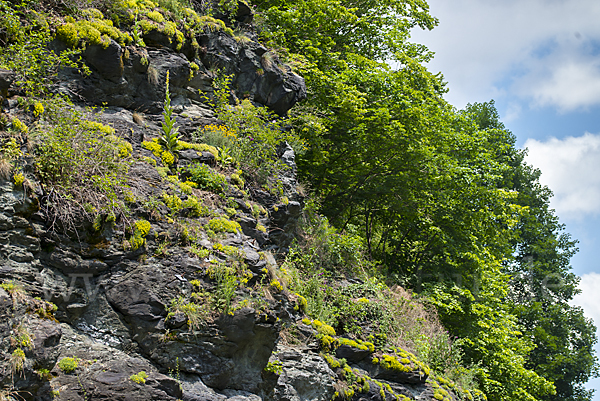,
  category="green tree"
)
[463,101,599,401]
[253,0,597,399]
